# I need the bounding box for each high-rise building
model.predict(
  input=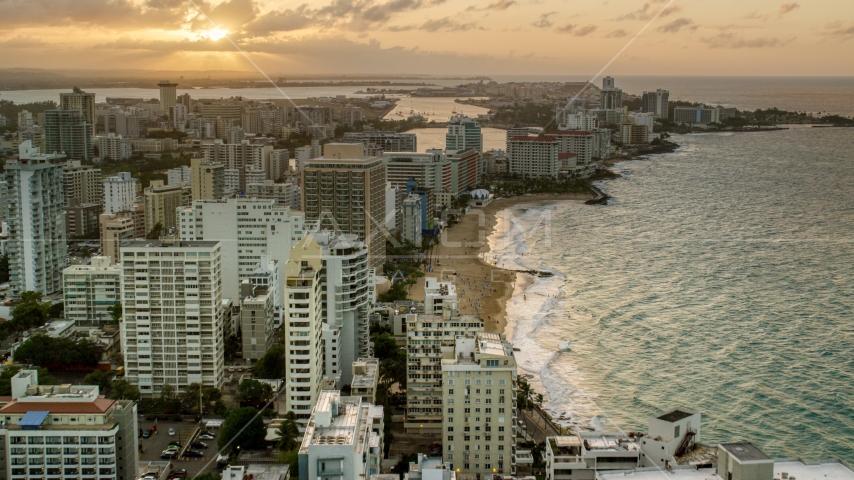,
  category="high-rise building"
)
[642,89,670,119]
[177,198,304,304]
[59,87,96,137]
[44,109,93,160]
[405,283,483,433]
[294,146,314,172]
[63,256,121,326]
[302,147,387,269]
[343,131,417,156]
[446,149,481,194]
[283,235,325,425]
[0,369,139,480]
[673,105,721,125]
[266,149,290,182]
[312,231,372,386]
[17,109,34,129]
[157,80,179,110]
[591,128,612,160]
[243,104,285,135]
[239,277,275,362]
[202,140,272,191]
[103,172,138,214]
[298,390,384,480]
[143,180,190,232]
[284,105,333,127]
[383,151,452,193]
[446,116,483,153]
[340,107,363,126]
[62,160,102,207]
[167,165,192,186]
[120,239,226,394]
[246,180,300,211]
[442,332,518,476]
[600,76,623,110]
[620,123,650,145]
[5,141,67,295]
[508,136,560,178]
[97,133,133,160]
[65,198,102,237]
[191,158,225,201]
[546,129,596,171]
[99,213,136,264]
[505,127,529,157]
[401,194,423,244]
